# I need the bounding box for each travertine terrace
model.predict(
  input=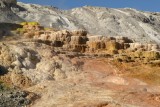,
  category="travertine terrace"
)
[0,22,160,107]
